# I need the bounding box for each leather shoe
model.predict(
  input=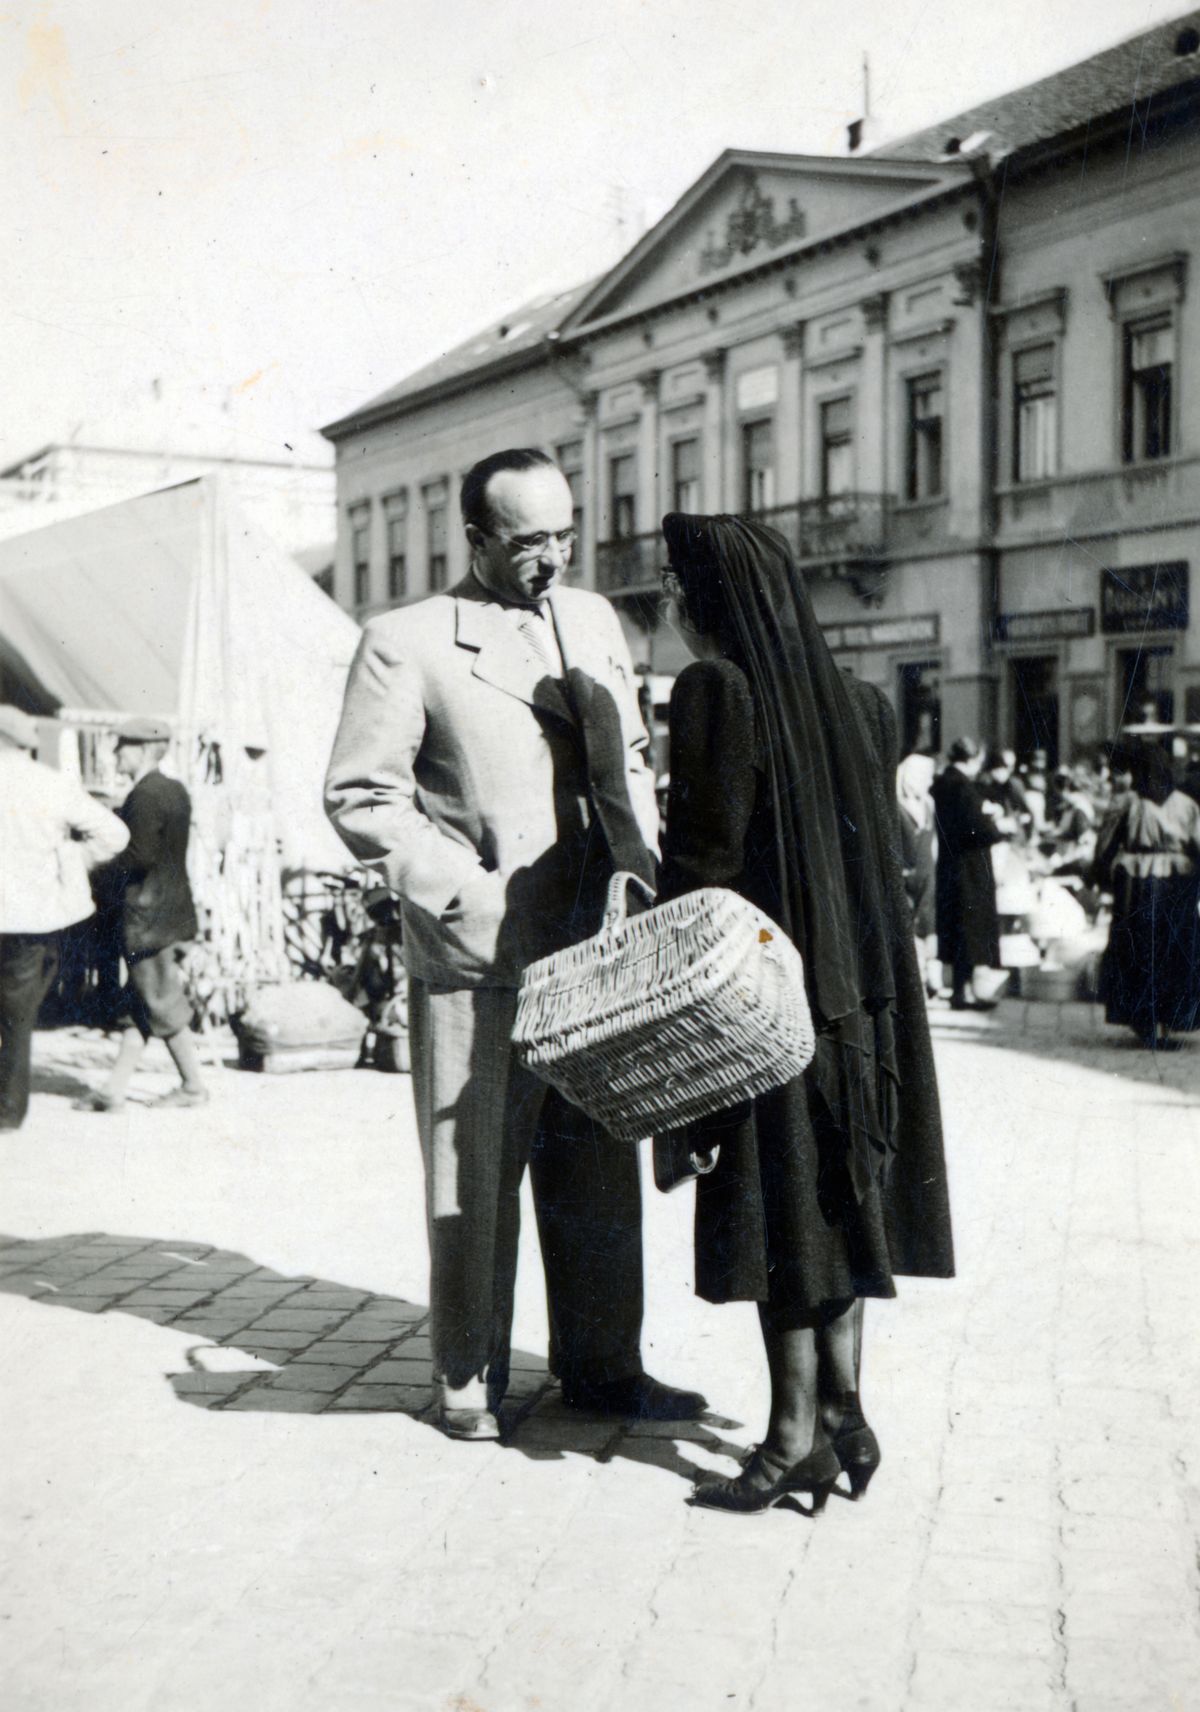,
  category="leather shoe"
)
[562,1373,707,1421]
[435,1405,501,1441]
[433,1375,501,1440]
